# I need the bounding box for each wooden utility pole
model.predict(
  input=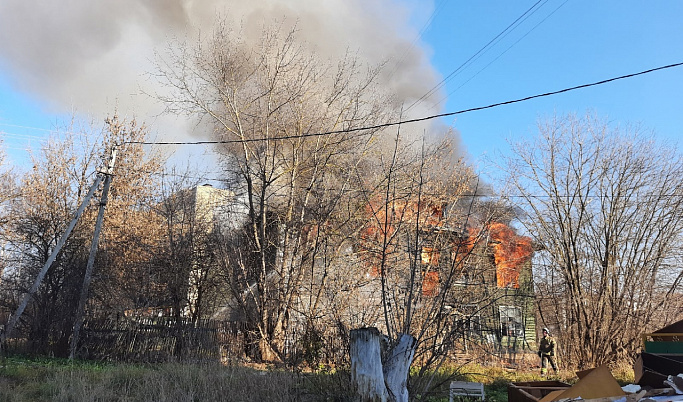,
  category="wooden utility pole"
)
[0,147,117,358]
[70,146,117,359]
[1,176,103,346]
